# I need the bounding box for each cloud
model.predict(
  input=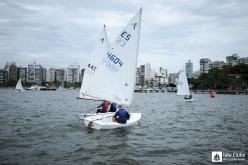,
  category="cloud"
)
[0,0,248,73]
